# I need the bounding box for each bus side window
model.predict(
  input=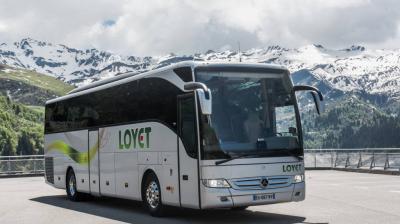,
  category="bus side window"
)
[179,95,198,159]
